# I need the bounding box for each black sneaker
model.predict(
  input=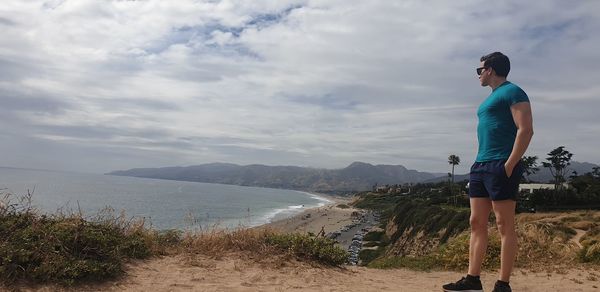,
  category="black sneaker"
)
[442,276,483,292]
[492,280,512,292]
